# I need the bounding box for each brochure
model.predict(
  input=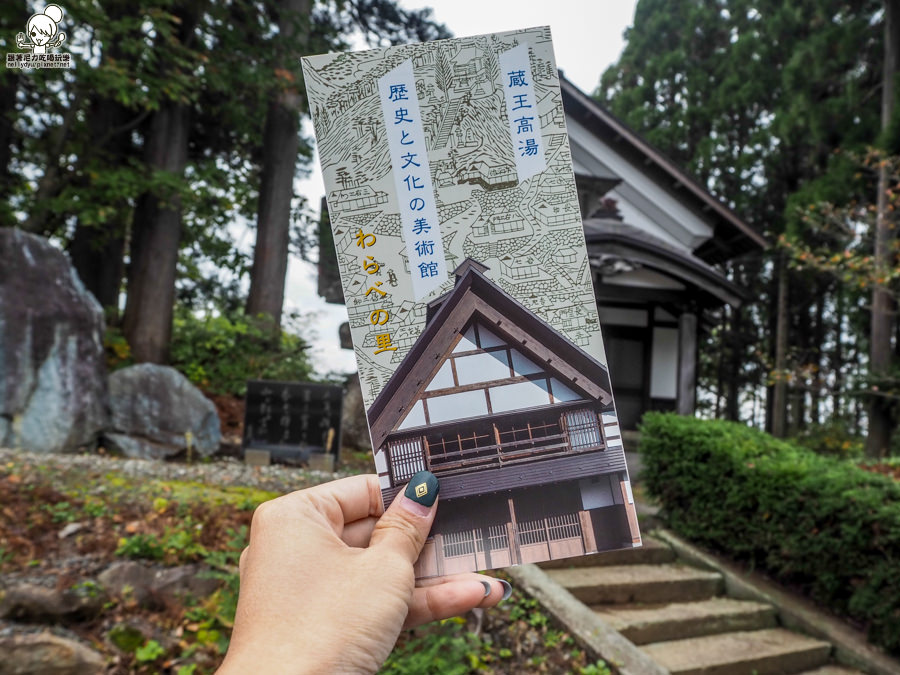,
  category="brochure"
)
[302,26,641,577]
